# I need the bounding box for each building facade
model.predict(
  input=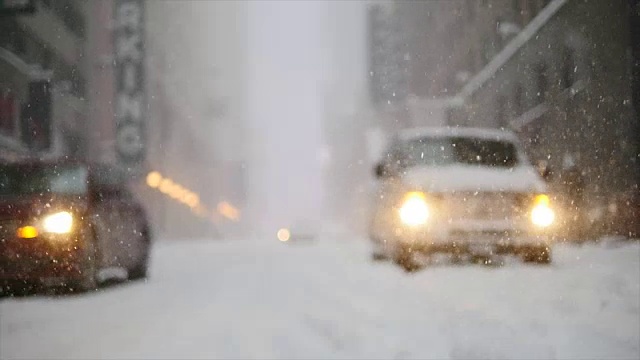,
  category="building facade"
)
[377,0,639,235]
[397,0,551,99]
[449,0,639,208]
[1,0,89,161]
[367,0,552,129]
[144,1,248,239]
